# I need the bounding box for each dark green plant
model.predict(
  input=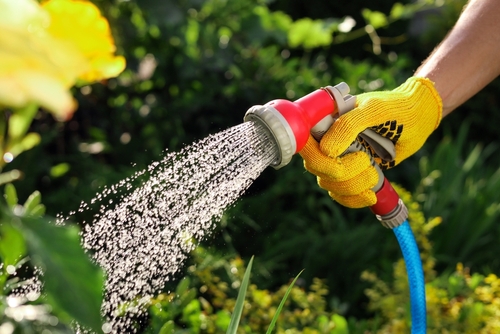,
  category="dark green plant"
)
[415,122,500,272]
[5,1,500,332]
[0,184,104,333]
[144,248,349,333]
[362,185,500,333]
